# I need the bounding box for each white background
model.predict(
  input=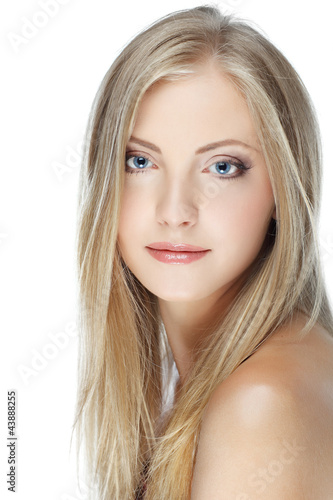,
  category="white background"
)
[1,1,332,498]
